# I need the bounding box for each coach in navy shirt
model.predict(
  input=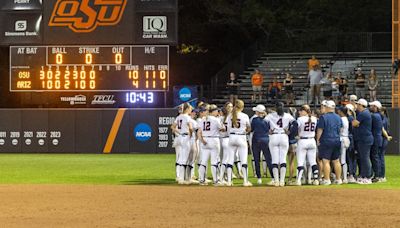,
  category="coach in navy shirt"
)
[352,99,374,184]
[317,100,343,185]
[250,104,272,184]
[369,101,383,182]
